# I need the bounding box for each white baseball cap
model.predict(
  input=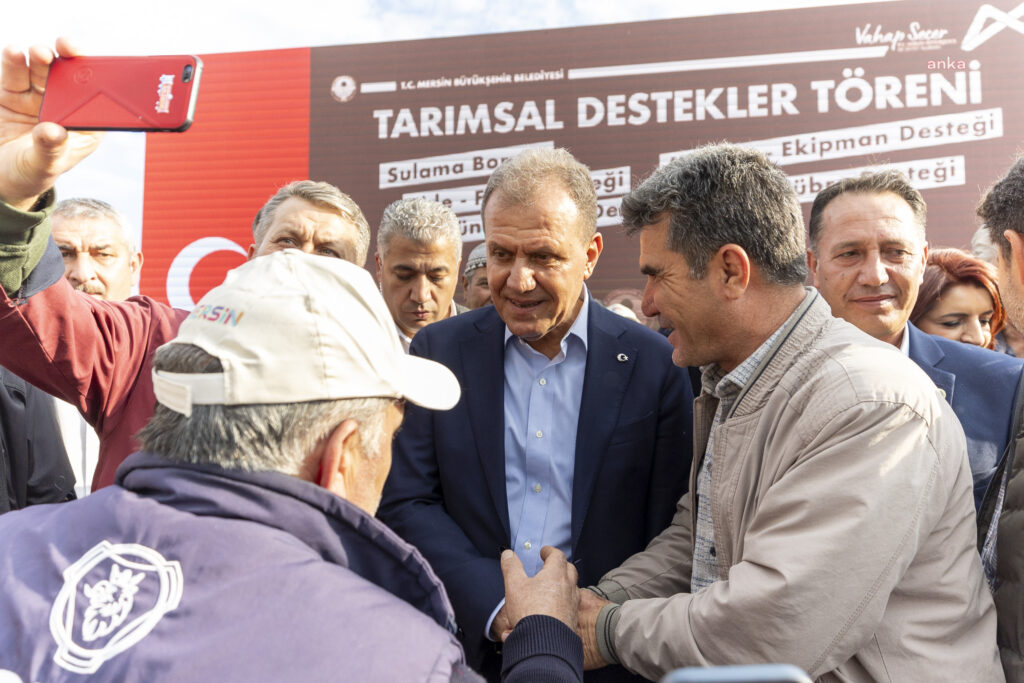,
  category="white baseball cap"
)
[152,250,460,416]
